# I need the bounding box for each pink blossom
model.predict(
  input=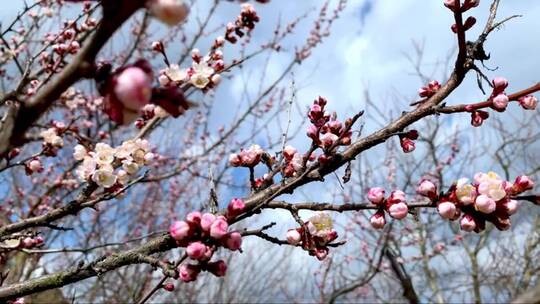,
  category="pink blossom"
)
[460,214,477,232]
[163,283,174,292]
[224,232,242,251]
[443,0,458,10]
[505,199,519,215]
[471,110,489,127]
[367,187,385,204]
[475,195,496,214]
[437,202,456,220]
[228,153,242,167]
[518,95,538,110]
[178,264,200,282]
[320,133,339,149]
[207,260,227,277]
[315,248,329,261]
[114,67,152,111]
[388,202,408,220]
[400,137,415,153]
[283,145,297,160]
[388,190,406,205]
[418,80,441,98]
[21,237,35,249]
[200,213,216,232]
[492,77,508,94]
[169,220,190,241]
[306,124,319,141]
[148,0,190,26]
[492,94,509,111]
[210,218,229,239]
[370,211,386,229]
[416,180,437,197]
[514,175,534,192]
[186,211,202,225]
[286,229,302,245]
[227,198,245,217]
[186,241,207,260]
